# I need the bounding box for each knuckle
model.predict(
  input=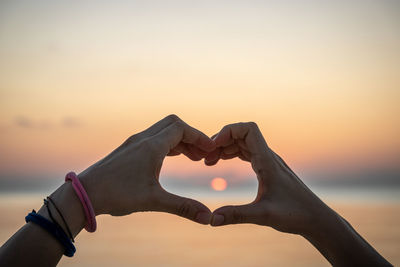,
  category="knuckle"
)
[177,199,193,218]
[124,133,139,145]
[254,203,272,226]
[165,114,180,122]
[218,125,231,138]
[171,120,185,134]
[235,122,246,130]
[247,121,258,130]
[231,207,244,223]
[174,120,185,129]
[221,125,230,132]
